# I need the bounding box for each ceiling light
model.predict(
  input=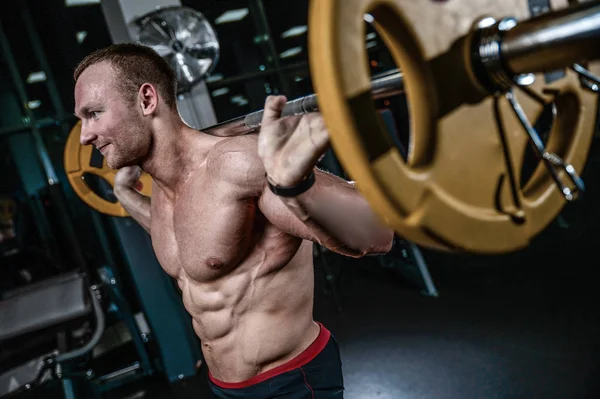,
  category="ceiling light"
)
[366,32,377,41]
[280,46,302,59]
[76,31,88,44]
[28,100,41,109]
[231,95,249,106]
[281,25,307,39]
[206,73,224,83]
[366,40,377,49]
[215,8,249,24]
[211,87,230,97]
[27,71,46,84]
